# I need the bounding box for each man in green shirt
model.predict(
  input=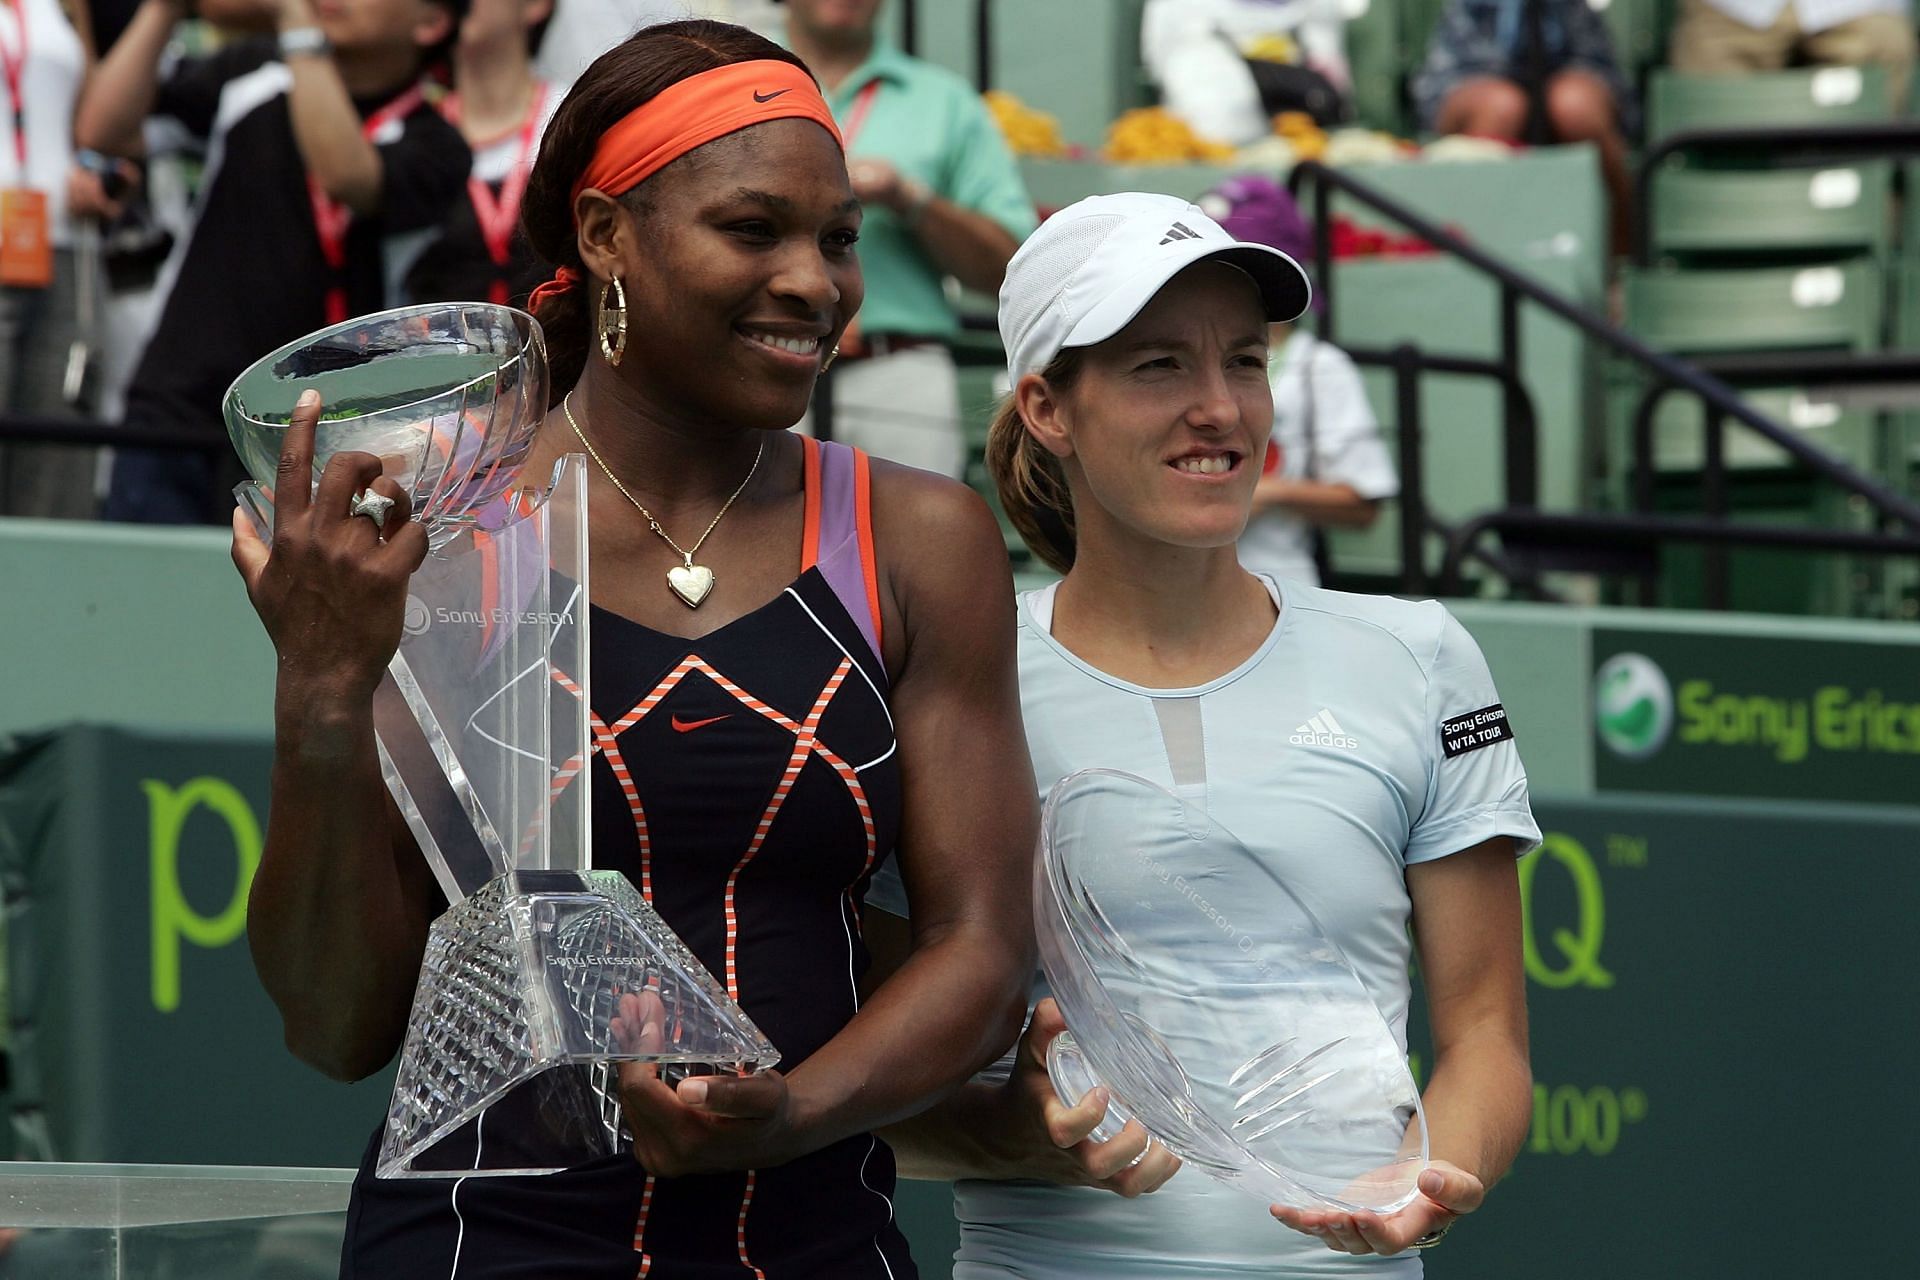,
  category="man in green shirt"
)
[785,0,1036,477]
